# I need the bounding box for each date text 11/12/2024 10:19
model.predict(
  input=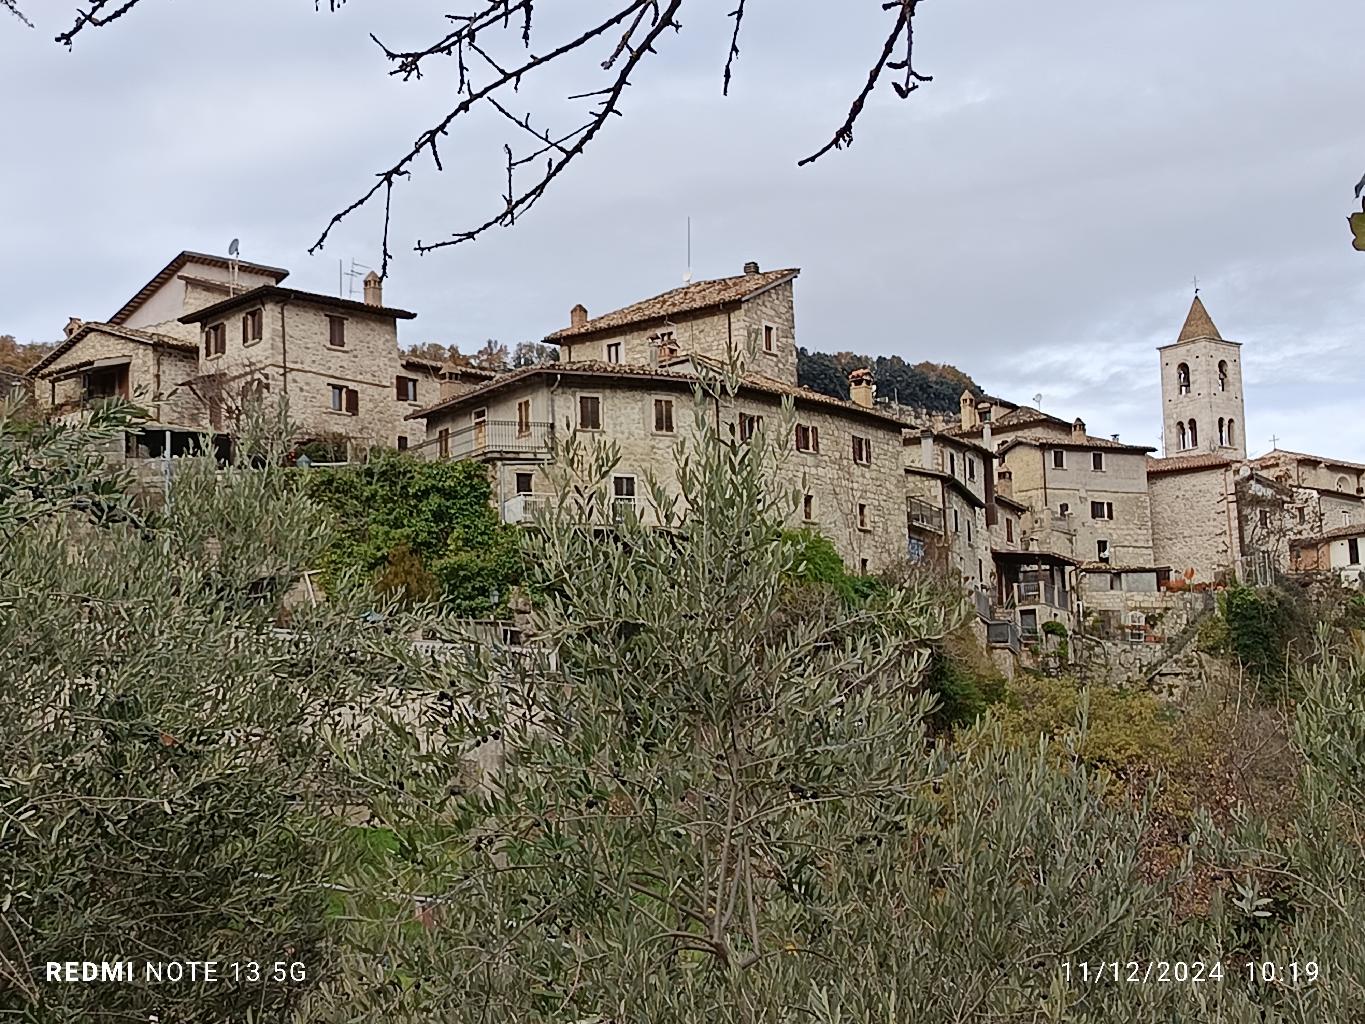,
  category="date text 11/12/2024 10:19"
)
[1060,961,1320,985]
